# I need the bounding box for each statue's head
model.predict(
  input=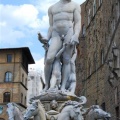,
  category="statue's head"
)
[24,101,39,120]
[90,105,111,119]
[50,100,58,110]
